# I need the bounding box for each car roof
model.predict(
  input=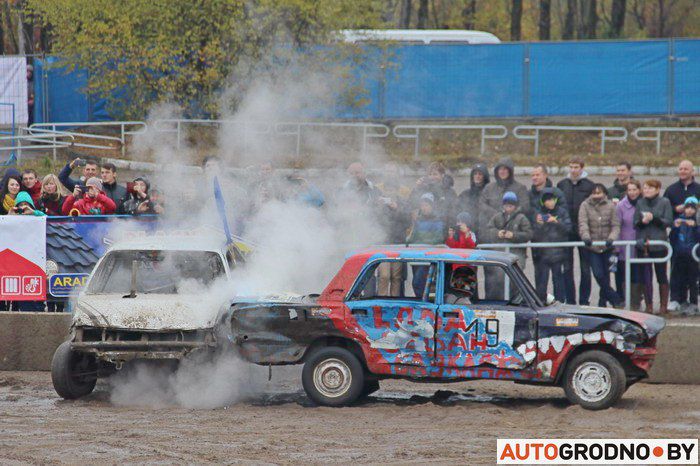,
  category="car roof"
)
[107,234,228,253]
[346,247,518,265]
